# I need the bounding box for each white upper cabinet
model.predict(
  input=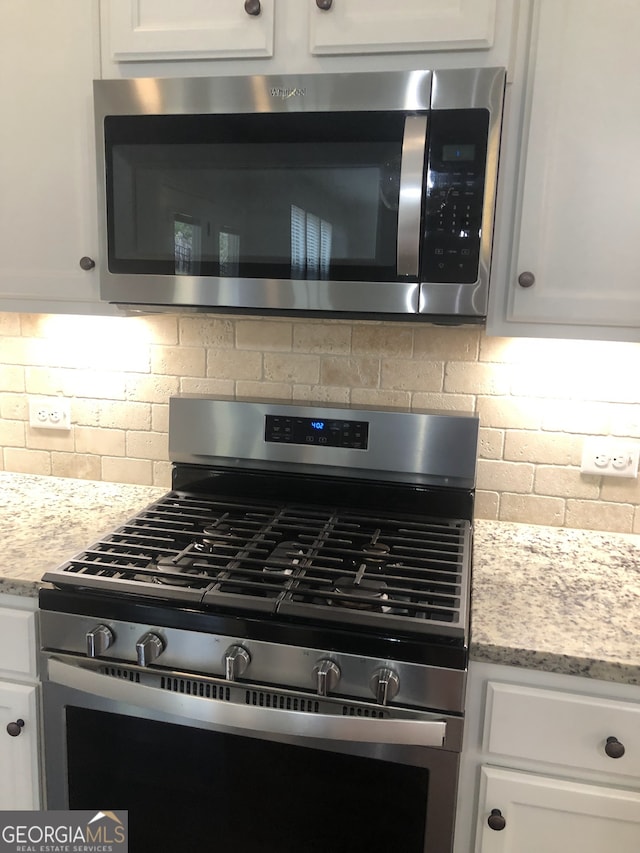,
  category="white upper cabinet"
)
[102,0,516,78]
[0,0,116,315]
[488,0,640,341]
[104,0,275,62]
[309,0,496,56]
